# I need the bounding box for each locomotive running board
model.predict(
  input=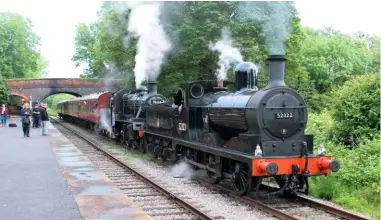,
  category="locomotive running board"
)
[144,131,254,163]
